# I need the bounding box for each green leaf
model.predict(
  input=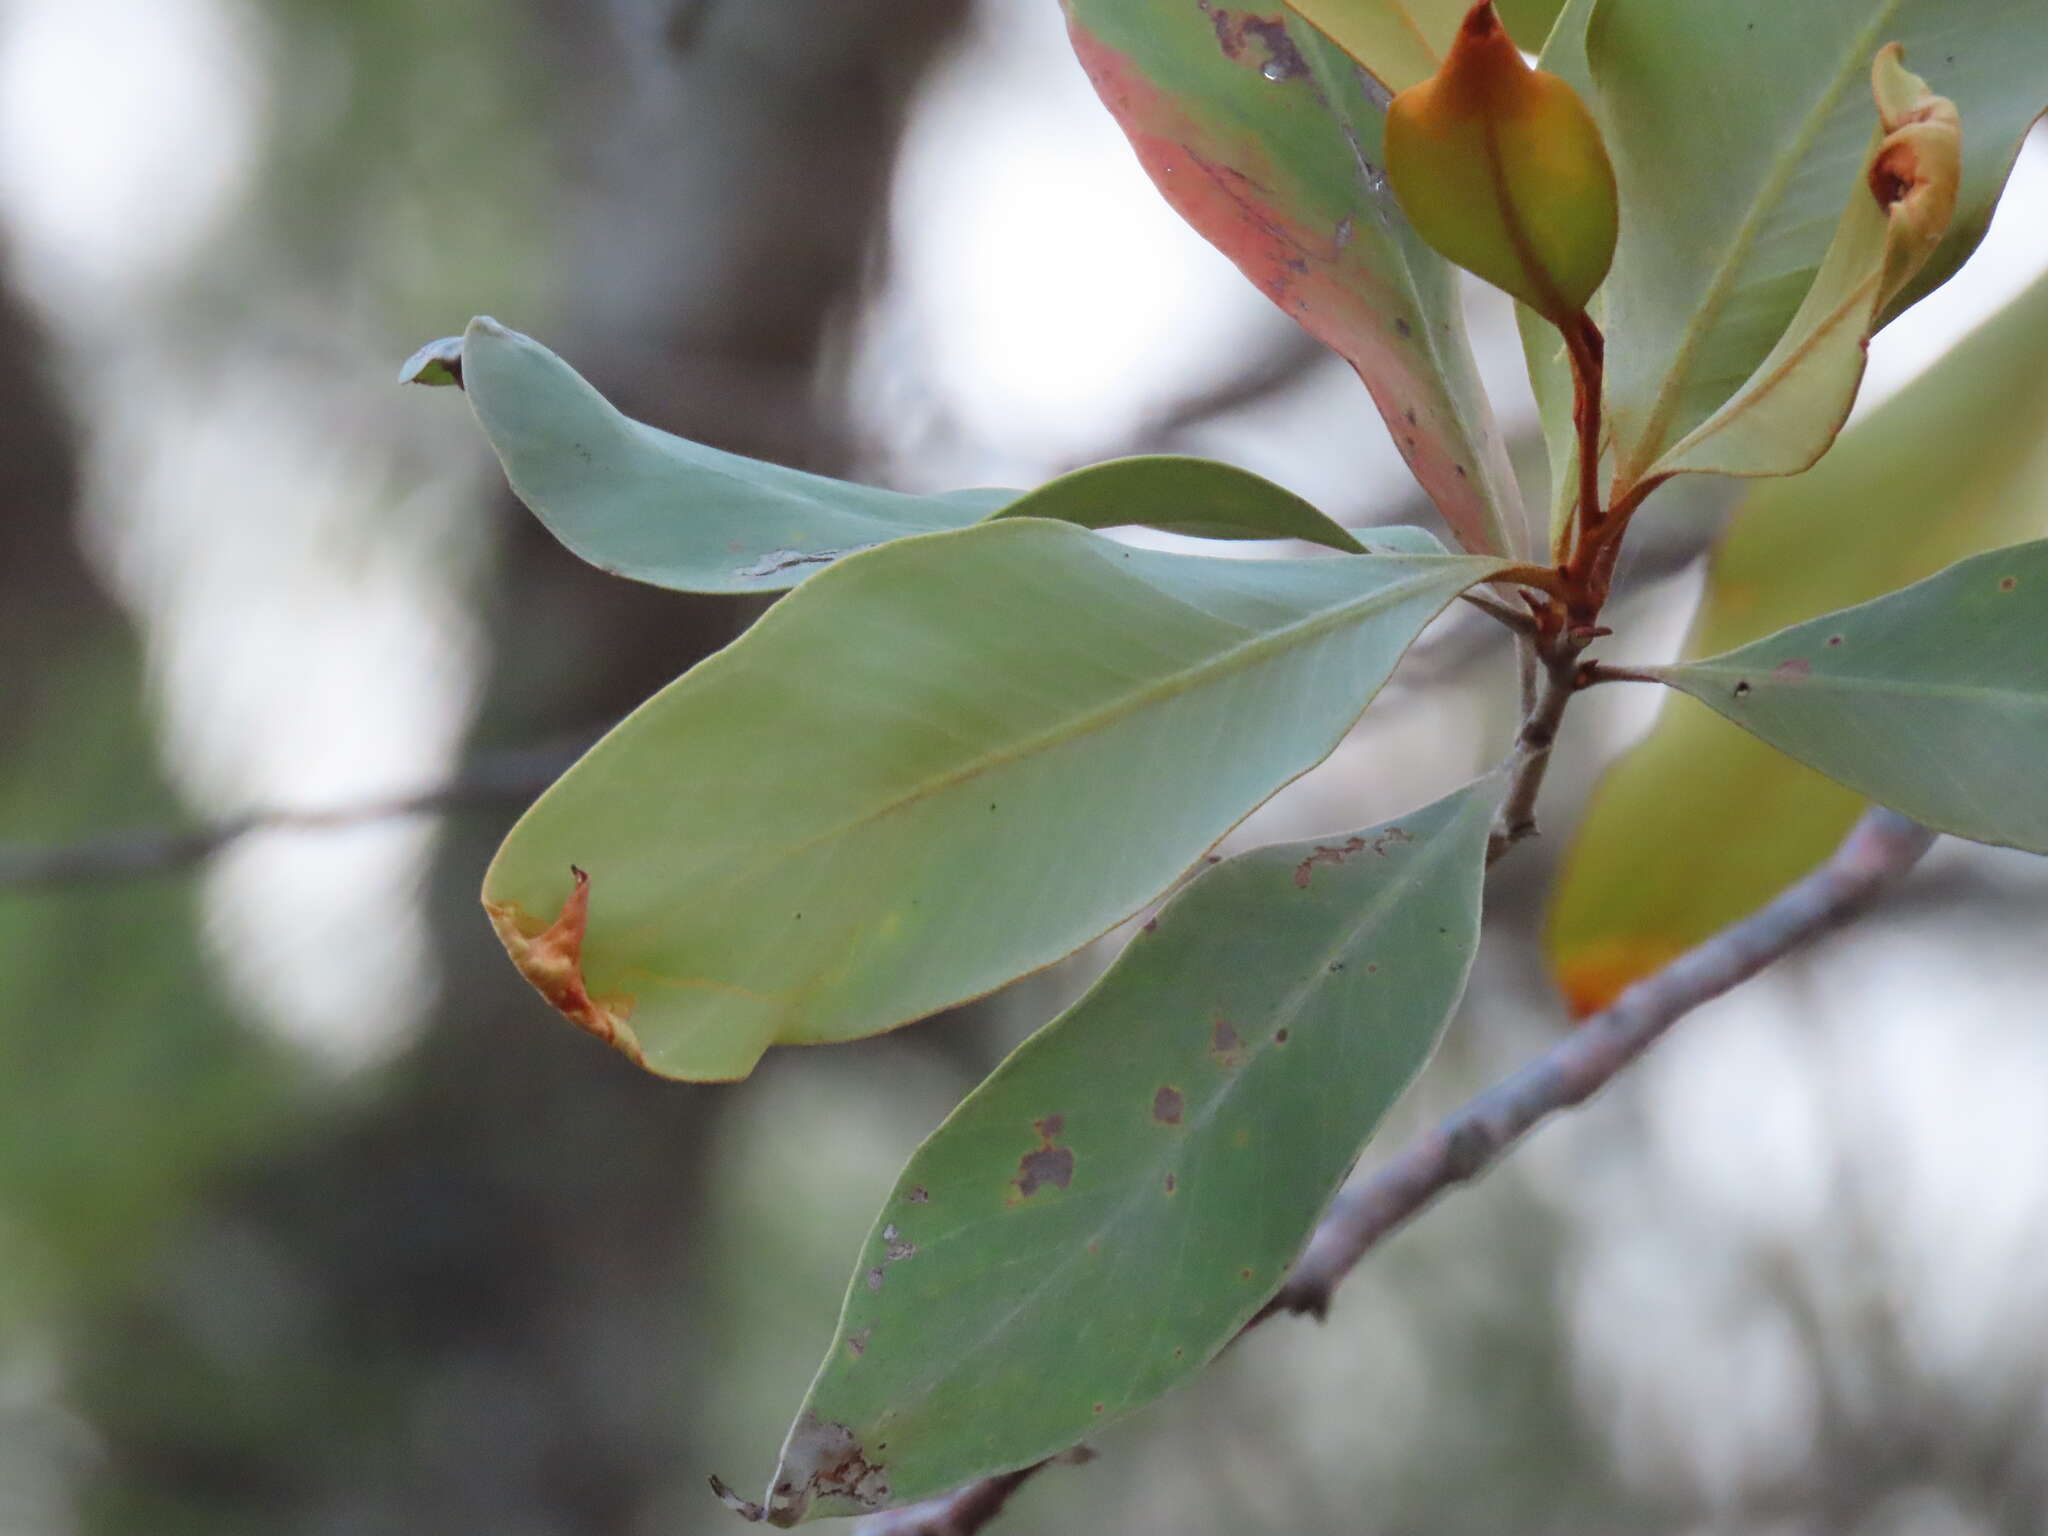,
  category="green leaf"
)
[442,319,1370,592]
[1584,0,2048,496]
[1547,269,2048,1014]
[482,520,1504,1081]
[1657,541,2048,853]
[452,317,1013,593]
[1496,0,1568,43]
[1063,0,1526,558]
[984,455,1366,551]
[756,778,1502,1523]
[1281,0,1469,93]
